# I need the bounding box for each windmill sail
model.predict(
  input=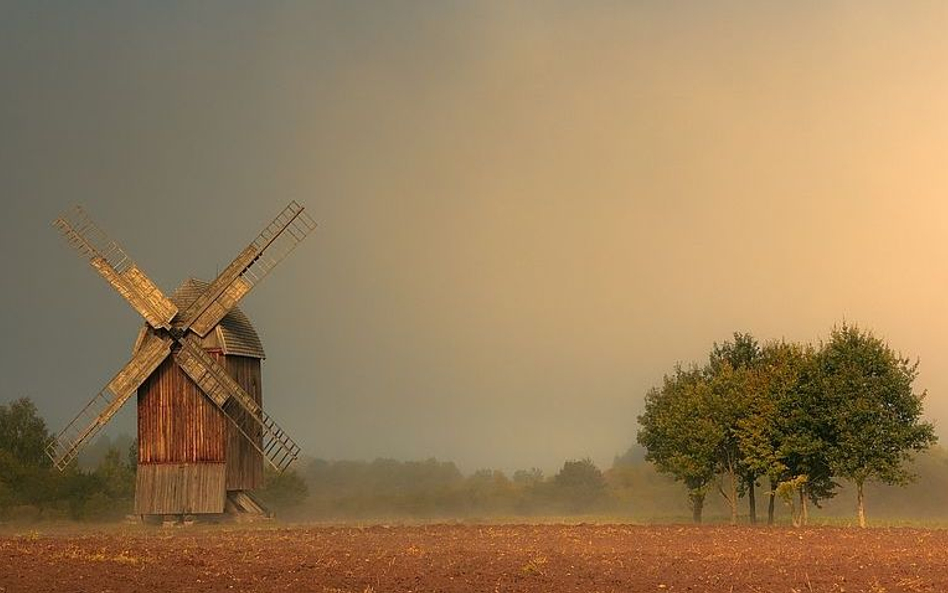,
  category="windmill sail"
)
[49,202,312,484]
[46,334,174,470]
[174,335,301,472]
[53,206,178,329]
[179,201,317,337]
